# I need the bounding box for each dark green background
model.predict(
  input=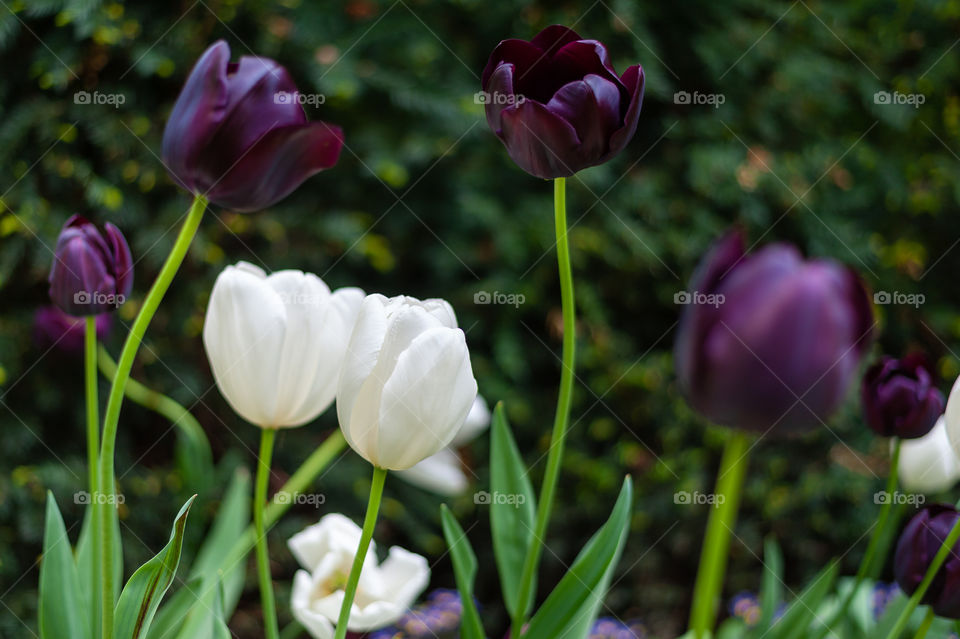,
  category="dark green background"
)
[2,0,959,637]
